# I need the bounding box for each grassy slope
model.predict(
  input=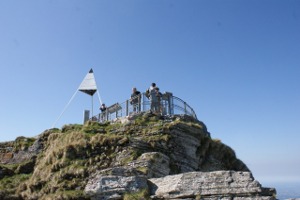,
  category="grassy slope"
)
[0,114,245,200]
